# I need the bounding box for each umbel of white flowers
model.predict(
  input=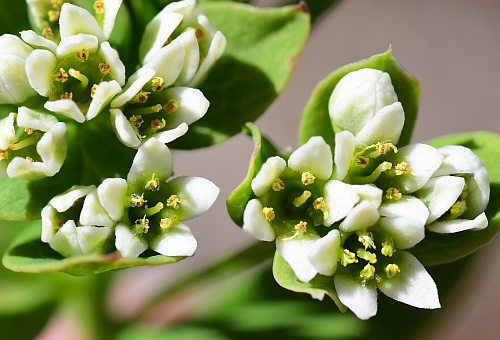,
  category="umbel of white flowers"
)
[241,68,489,319]
[42,138,219,258]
